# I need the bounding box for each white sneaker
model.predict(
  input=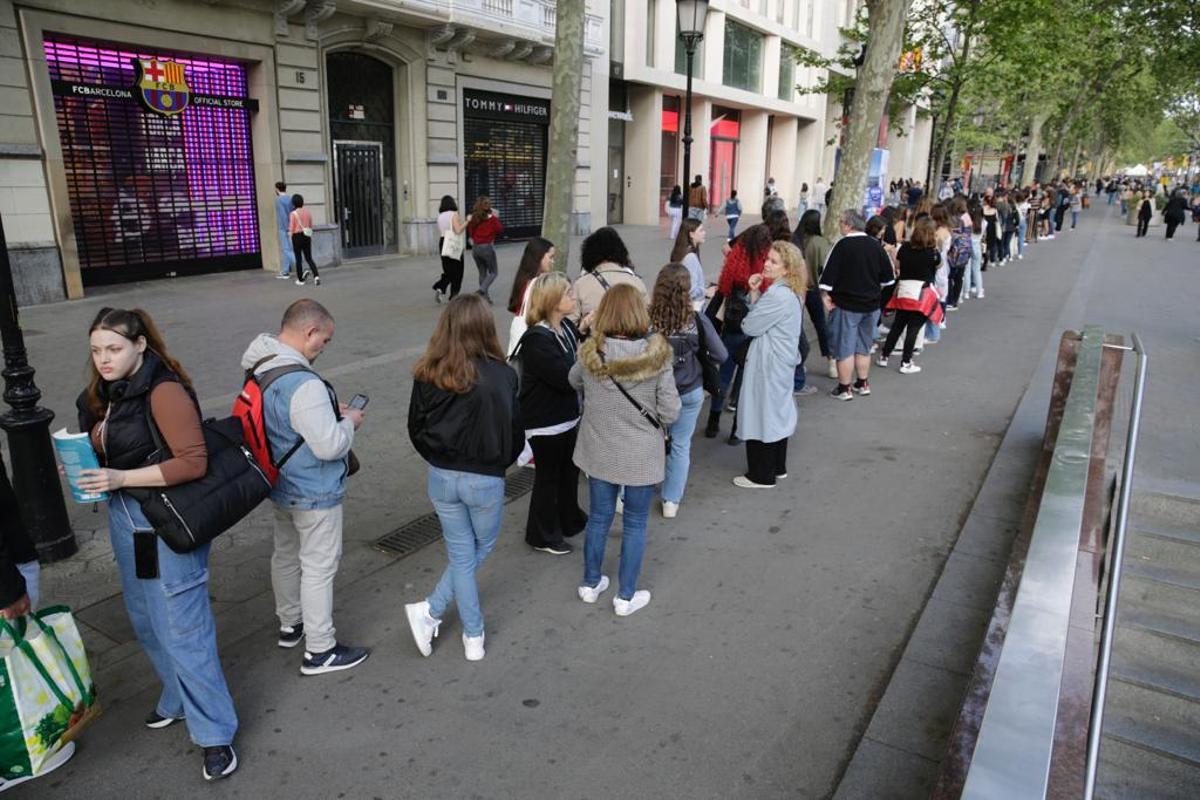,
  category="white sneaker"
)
[875,355,888,368]
[899,362,922,374]
[614,496,624,515]
[733,475,774,489]
[826,358,838,379]
[662,501,679,519]
[404,601,441,657]
[877,324,891,335]
[977,290,984,298]
[462,633,485,662]
[578,575,610,603]
[613,590,651,617]
[938,321,947,330]
[869,342,879,354]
